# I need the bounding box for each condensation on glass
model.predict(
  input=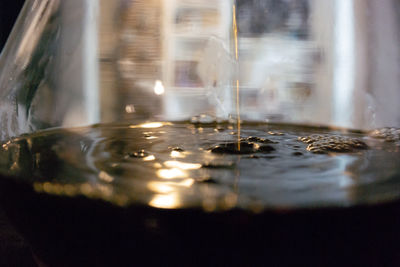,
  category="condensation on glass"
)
[0,0,400,140]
